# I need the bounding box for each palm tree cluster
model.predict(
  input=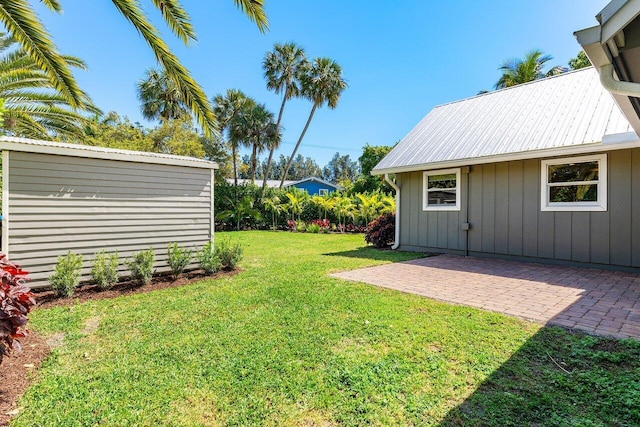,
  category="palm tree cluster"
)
[262,43,347,189]
[495,49,567,89]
